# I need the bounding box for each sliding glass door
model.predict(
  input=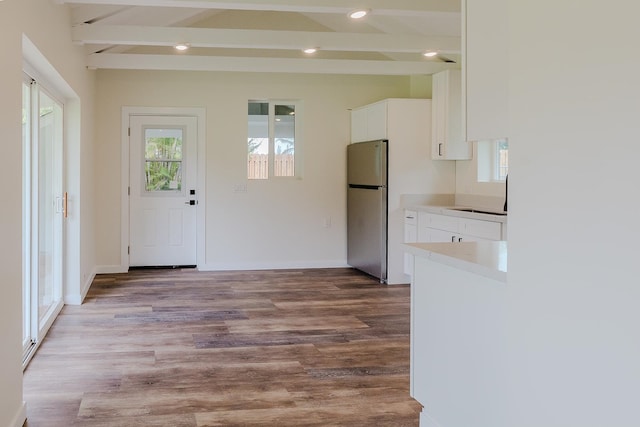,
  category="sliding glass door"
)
[22,75,64,364]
